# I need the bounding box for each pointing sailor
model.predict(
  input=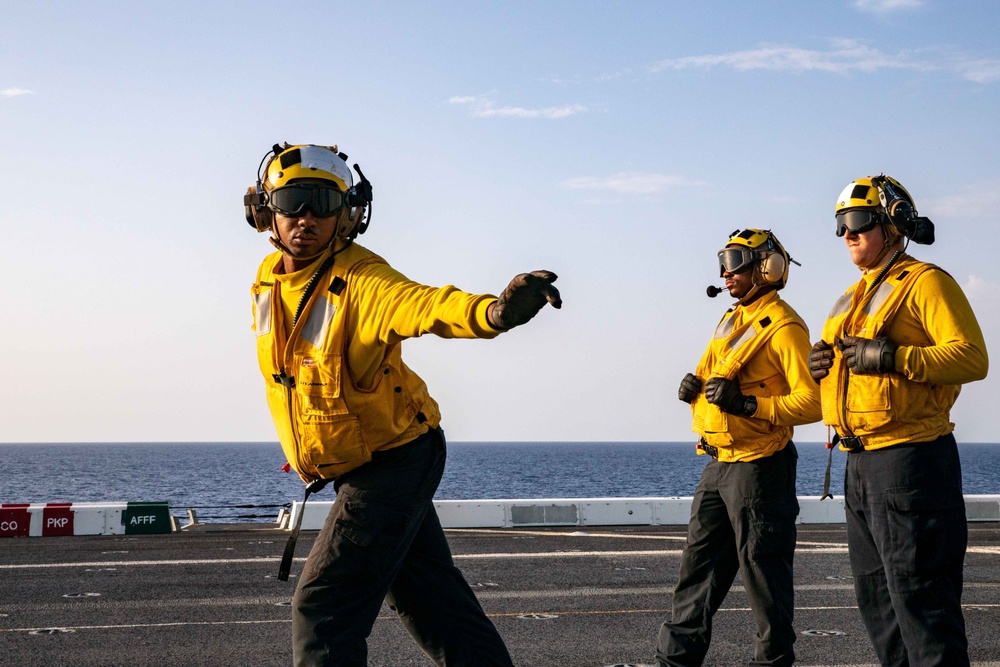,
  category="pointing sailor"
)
[245,142,560,666]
